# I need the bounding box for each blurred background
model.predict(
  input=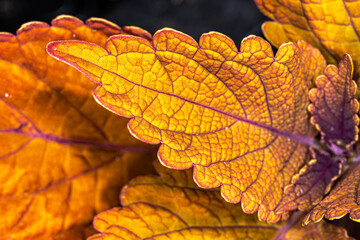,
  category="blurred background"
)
[0,0,267,44]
